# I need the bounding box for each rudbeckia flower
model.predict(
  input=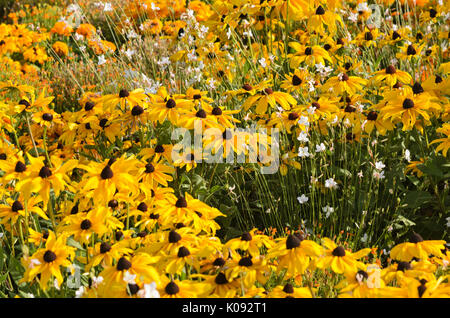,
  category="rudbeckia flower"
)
[267,282,313,298]
[371,65,412,87]
[322,73,368,96]
[267,233,323,277]
[430,123,450,157]
[100,253,161,289]
[20,231,75,290]
[102,88,147,112]
[225,228,274,257]
[315,238,371,274]
[390,232,446,262]
[289,43,333,68]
